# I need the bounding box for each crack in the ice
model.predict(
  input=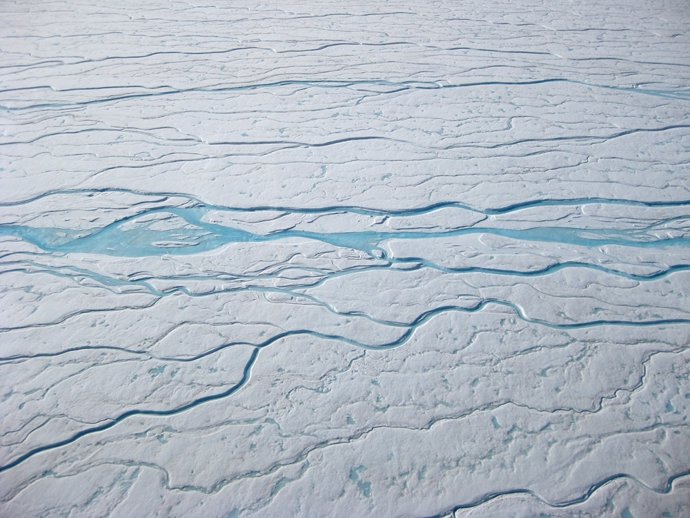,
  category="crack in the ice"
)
[5,76,689,112]
[421,469,690,517]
